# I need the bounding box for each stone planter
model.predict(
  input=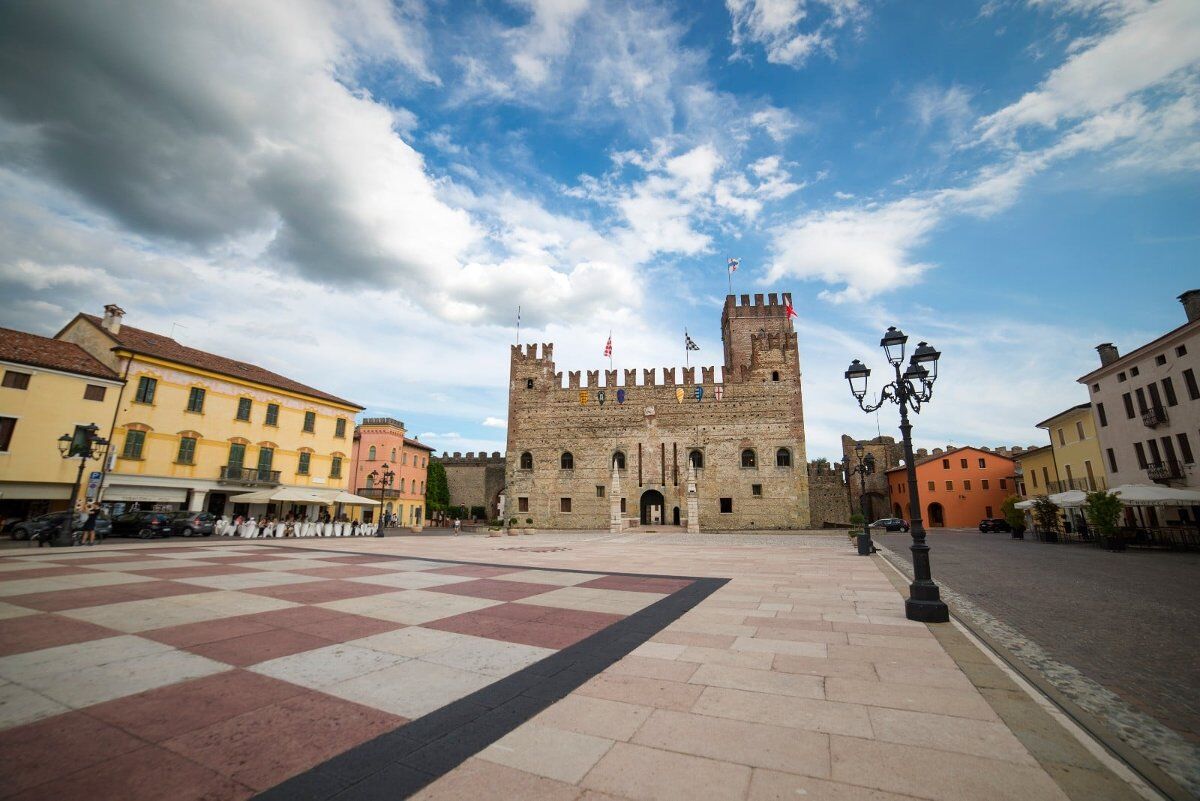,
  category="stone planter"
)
[523,528,536,535]
[487,529,502,537]
[507,528,519,536]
